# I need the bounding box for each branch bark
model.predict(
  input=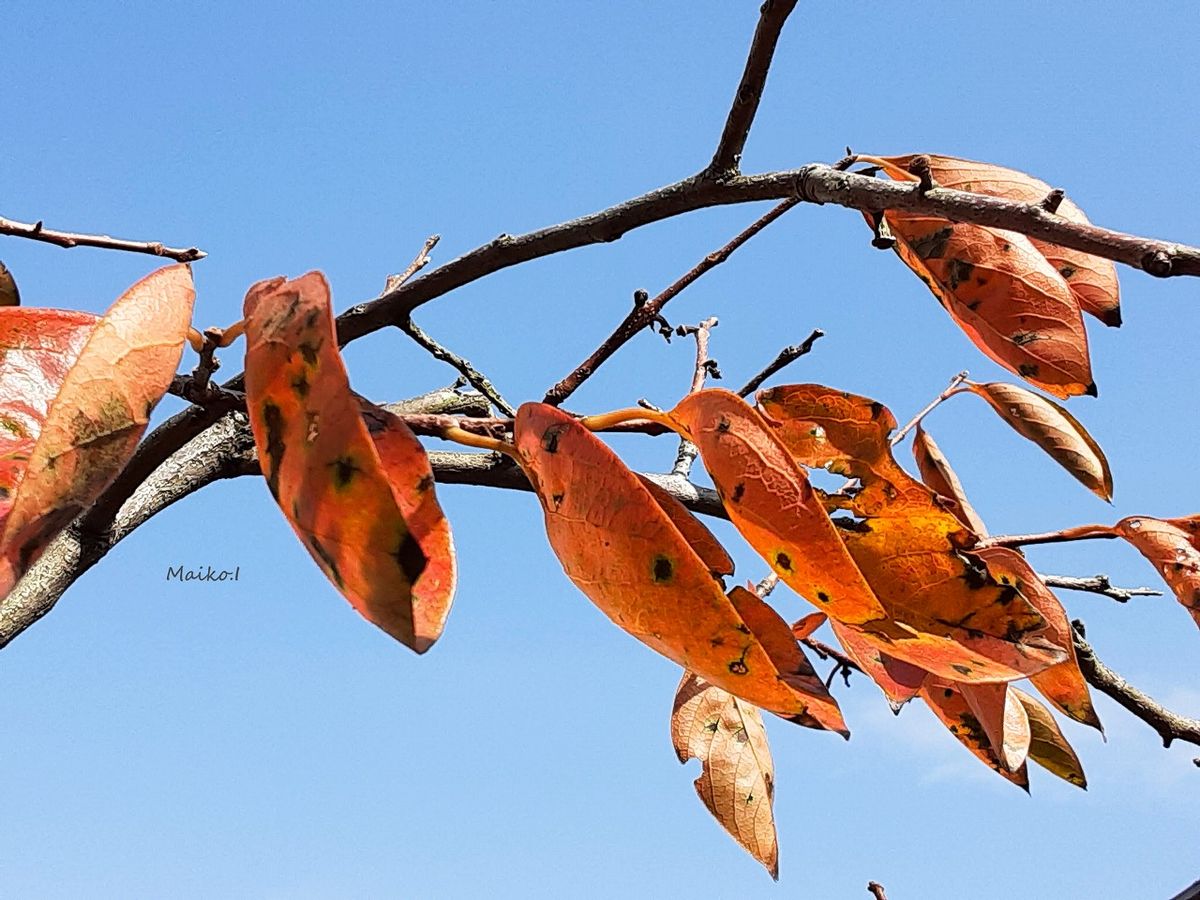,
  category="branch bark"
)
[0,213,206,262]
